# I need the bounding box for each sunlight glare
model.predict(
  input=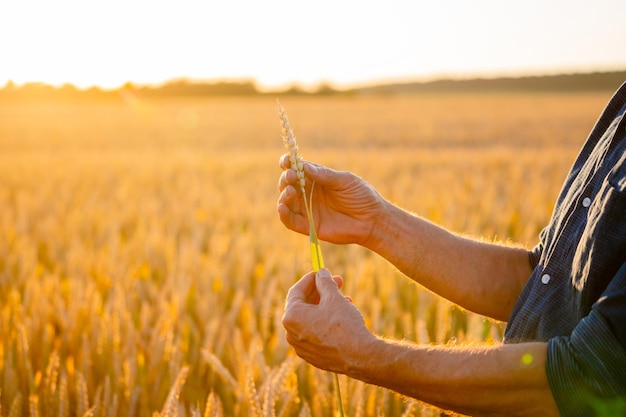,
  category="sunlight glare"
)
[0,0,624,89]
